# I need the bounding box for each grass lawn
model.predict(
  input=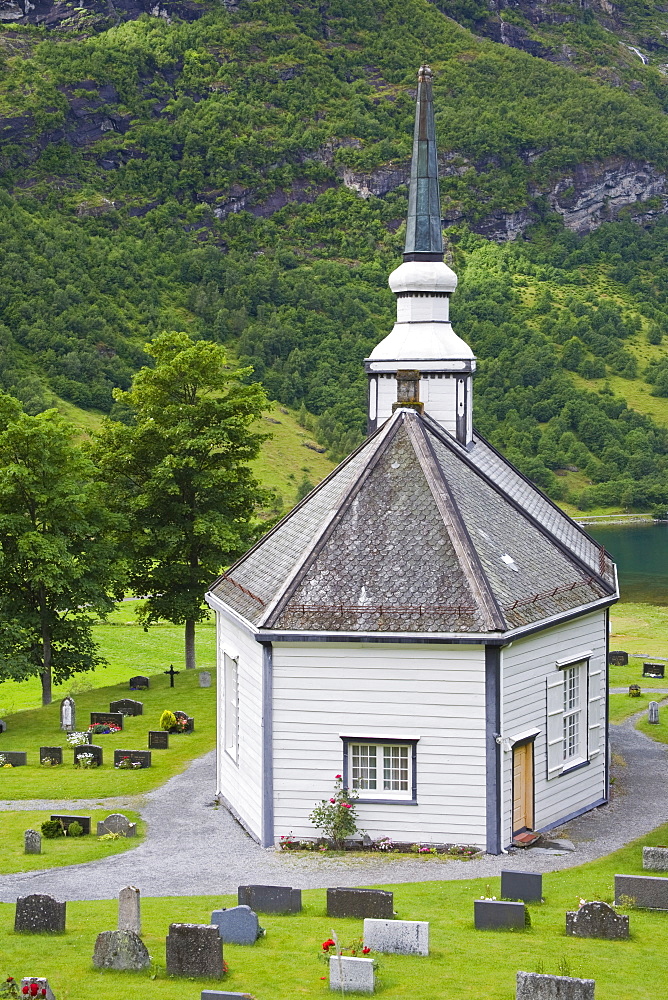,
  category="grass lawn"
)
[608,691,668,723]
[0,810,143,874]
[609,602,668,661]
[0,669,215,799]
[2,826,668,999]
